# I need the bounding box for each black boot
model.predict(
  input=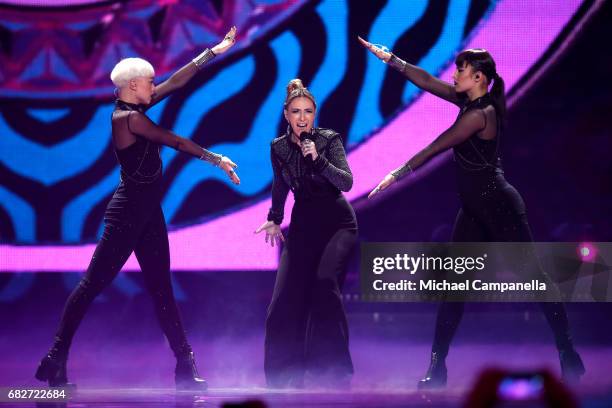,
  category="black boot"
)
[35,348,75,388]
[175,352,207,391]
[418,352,447,390]
[559,348,585,384]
